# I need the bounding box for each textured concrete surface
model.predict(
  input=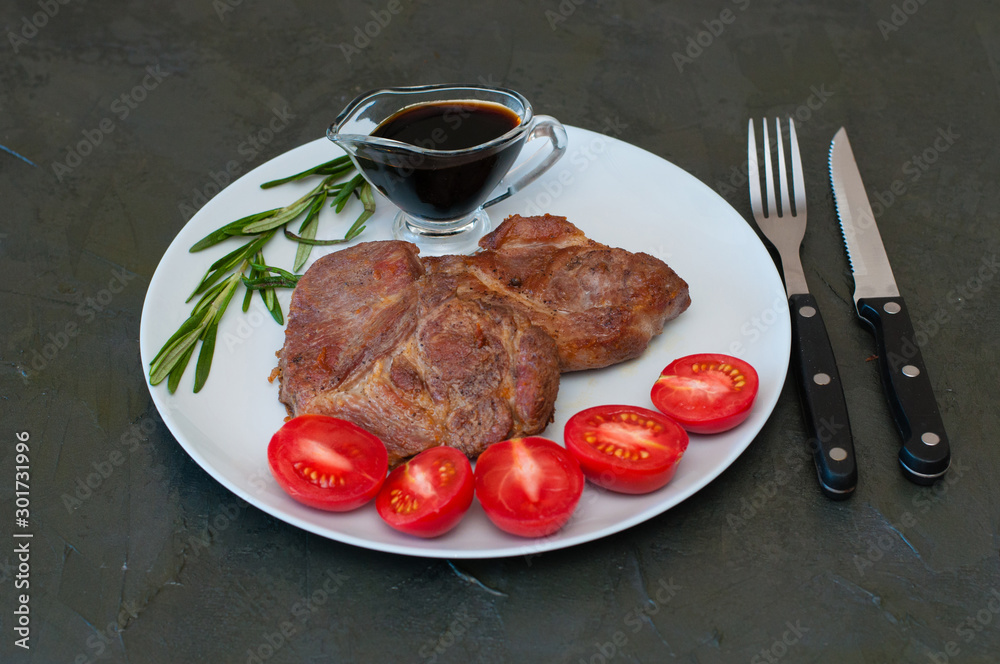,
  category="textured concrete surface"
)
[2,0,999,662]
